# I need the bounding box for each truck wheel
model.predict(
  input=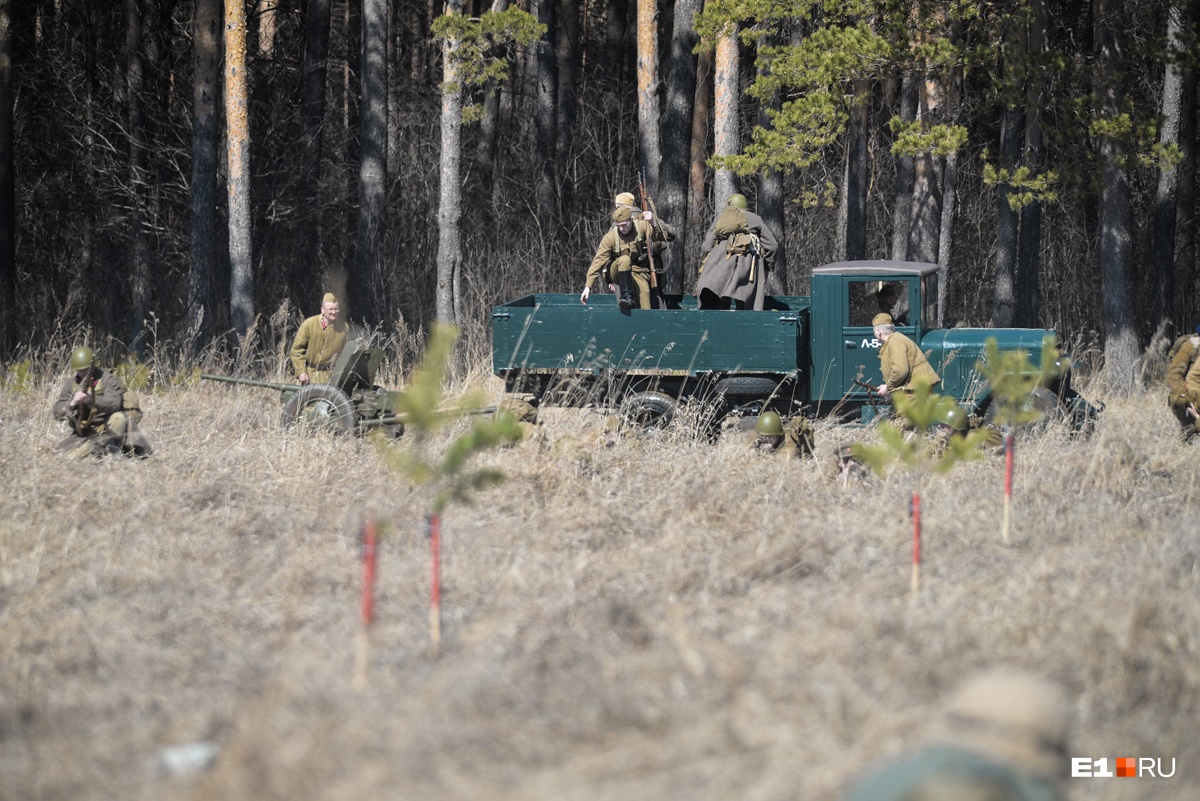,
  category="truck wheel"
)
[281,384,356,435]
[621,391,677,432]
[982,386,1063,431]
[715,376,780,402]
